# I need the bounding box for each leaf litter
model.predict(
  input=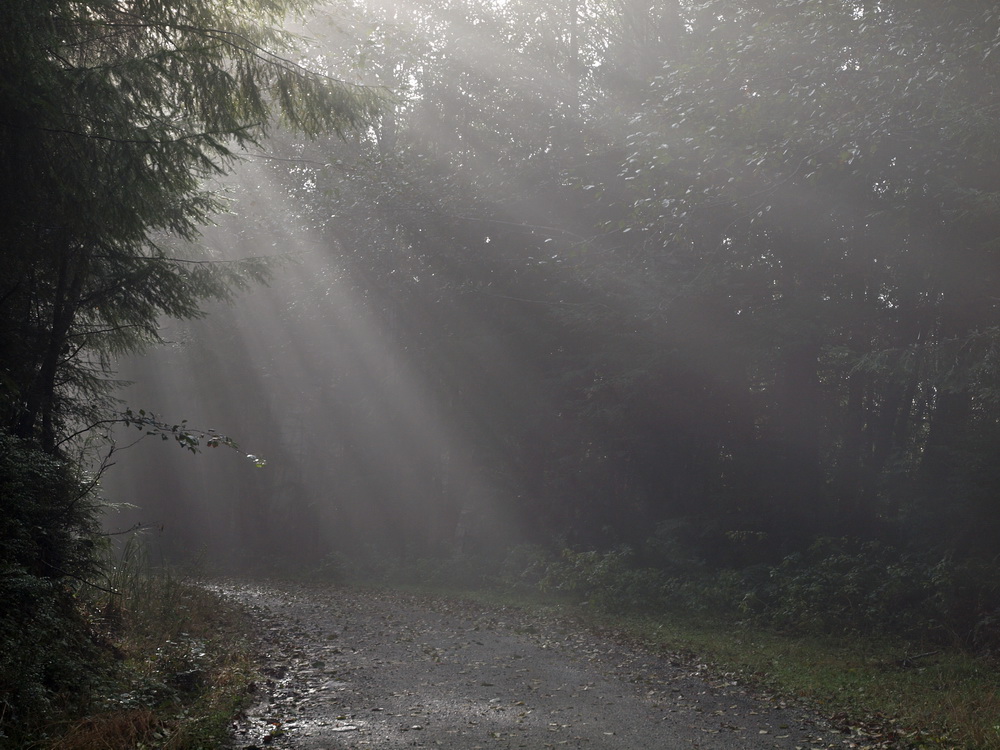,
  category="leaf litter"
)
[217,581,919,750]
